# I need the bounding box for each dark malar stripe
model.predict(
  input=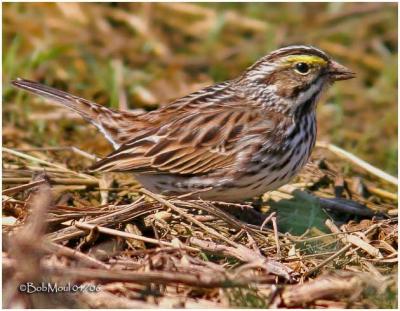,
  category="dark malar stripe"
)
[294,92,318,120]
